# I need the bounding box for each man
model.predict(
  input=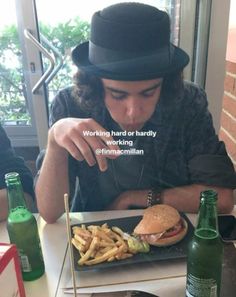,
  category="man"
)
[0,124,35,221]
[35,3,236,223]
